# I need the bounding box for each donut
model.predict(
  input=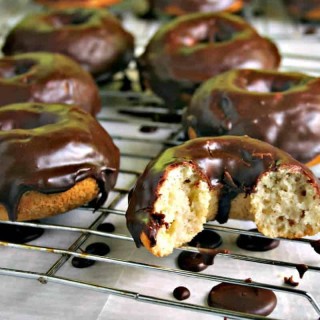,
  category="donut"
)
[34,0,121,9]
[138,12,280,109]
[126,136,320,257]
[0,52,101,115]
[2,8,134,82]
[184,68,320,163]
[284,0,320,21]
[0,102,119,222]
[148,0,245,17]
